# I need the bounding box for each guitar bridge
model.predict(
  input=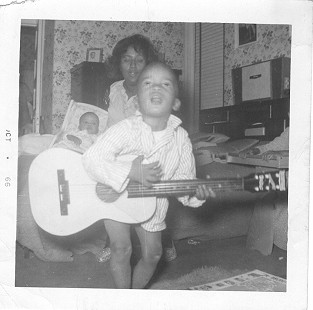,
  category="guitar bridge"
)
[57,169,70,216]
